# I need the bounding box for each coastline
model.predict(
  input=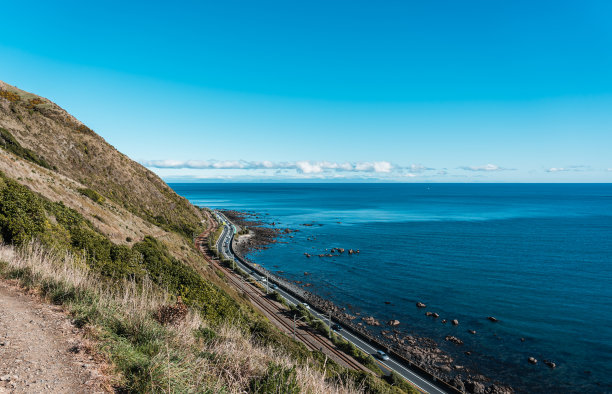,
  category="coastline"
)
[222,209,513,394]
